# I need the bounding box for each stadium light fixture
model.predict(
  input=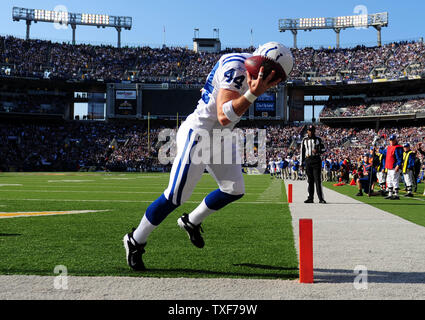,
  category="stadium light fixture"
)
[279,12,388,48]
[12,7,132,47]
